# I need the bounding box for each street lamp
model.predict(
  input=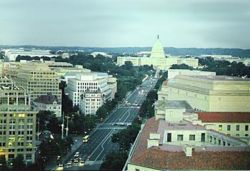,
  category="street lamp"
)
[65,116,70,137]
[61,112,64,139]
